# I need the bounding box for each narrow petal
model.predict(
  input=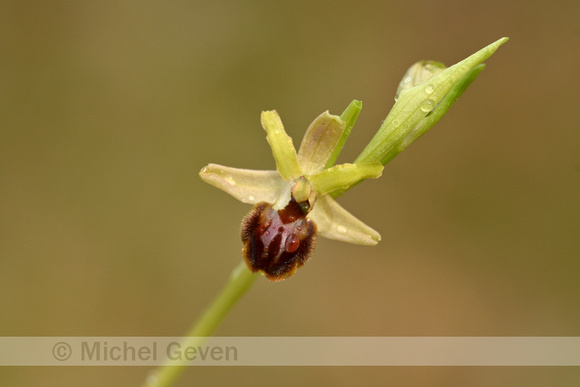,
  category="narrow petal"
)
[309,162,383,196]
[297,111,346,175]
[261,110,302,181]
[308,195,381,245]
[199,163,287,204]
